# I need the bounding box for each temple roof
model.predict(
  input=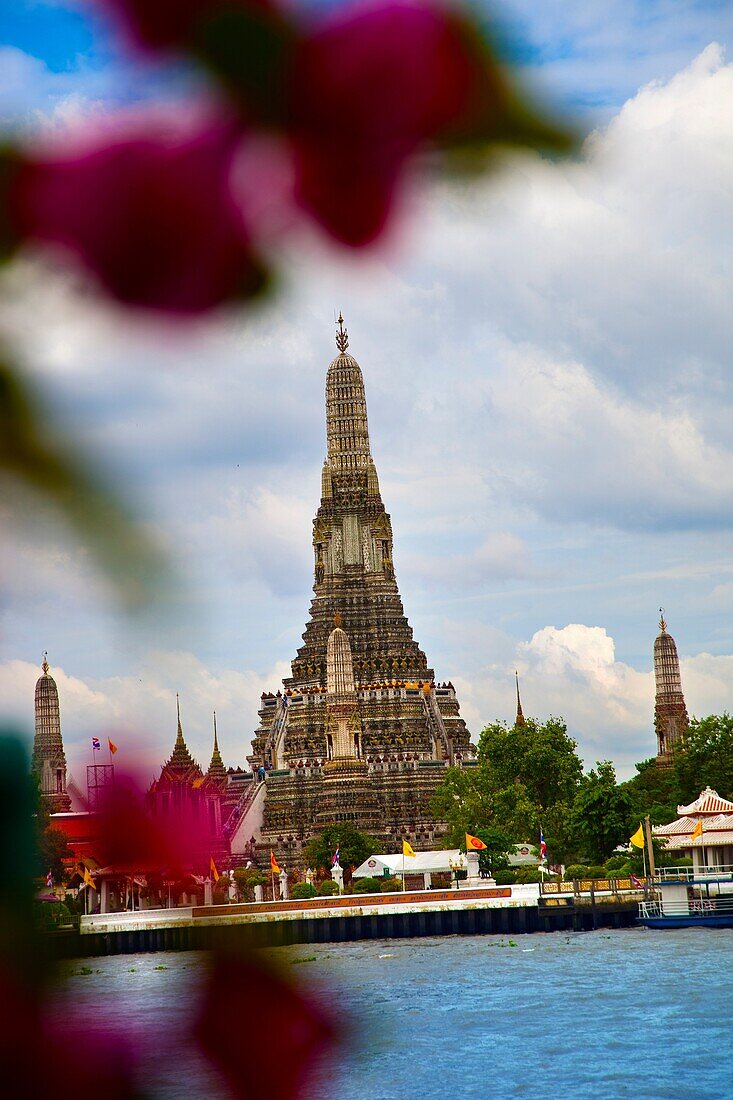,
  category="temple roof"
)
[677,787,733,816]
[160,695,203,783]
[206,711,227,784]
